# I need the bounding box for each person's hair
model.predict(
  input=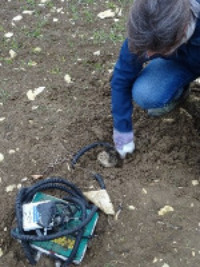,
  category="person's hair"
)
[127,0,192,55]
